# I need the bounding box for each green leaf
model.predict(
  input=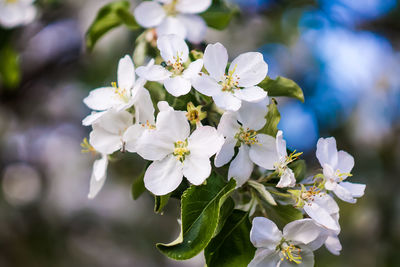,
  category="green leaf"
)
[214,197,235,236]
[288,159,307,182]
[131,166,146,200]
[201,0,237,30]
[85,0,139,51]
[259,98,280,137]
[154,194,171,214]
[259,76,304,102]
[0,45,20,89]
[265,204,303,229]
[157,174,236,260]
[247,180,277,206]
[205,210,255,267]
